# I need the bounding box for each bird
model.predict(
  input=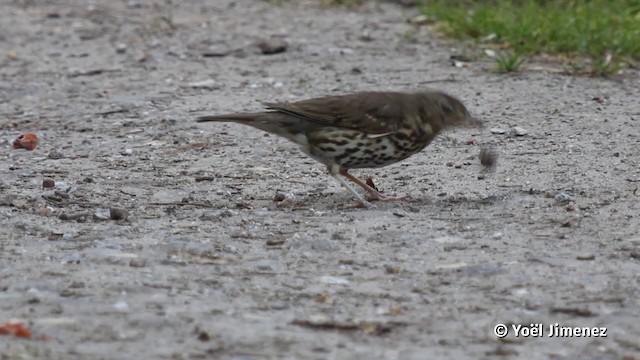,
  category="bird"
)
[197,90,482,207]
